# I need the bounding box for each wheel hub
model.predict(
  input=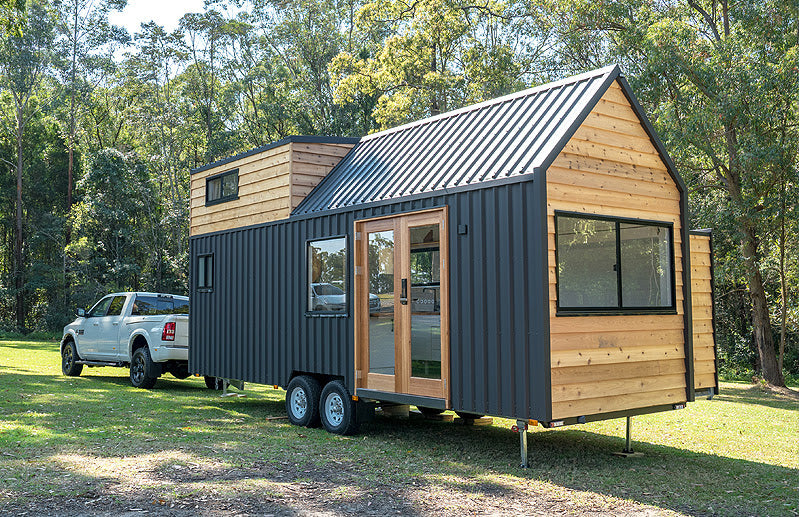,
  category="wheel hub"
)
[325,393,344,427]
[291,388,307,418]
